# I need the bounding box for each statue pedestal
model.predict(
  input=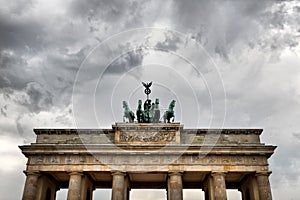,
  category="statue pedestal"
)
[113,123,182,145]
